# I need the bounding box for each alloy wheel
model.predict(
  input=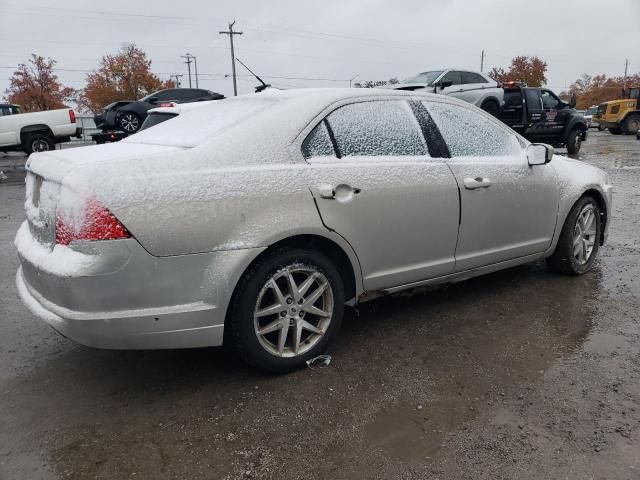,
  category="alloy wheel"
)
[32,139,50,152]
[120,113,140,133]
[253,264,334,358]
[573,204,597,265]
